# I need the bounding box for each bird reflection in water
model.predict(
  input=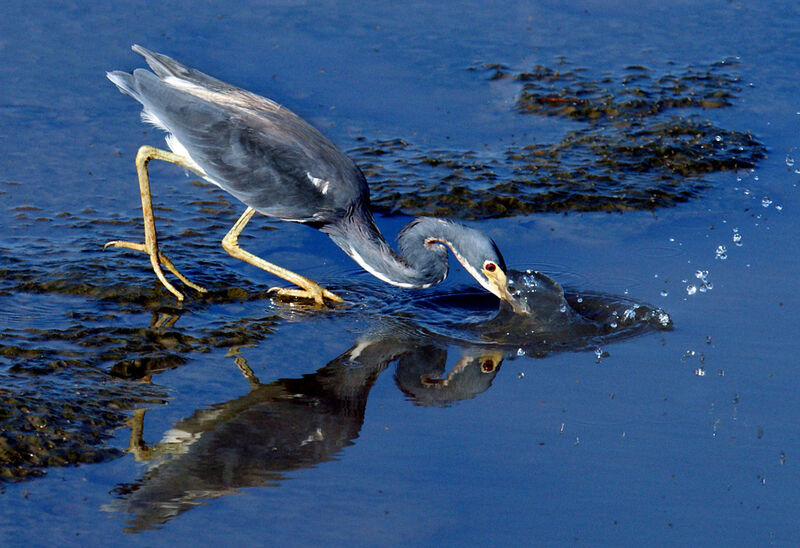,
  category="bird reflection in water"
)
[105,270,670,531]
[106,330,503,532]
